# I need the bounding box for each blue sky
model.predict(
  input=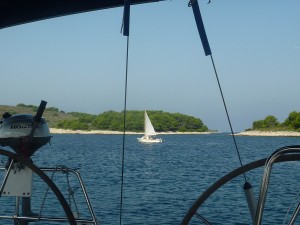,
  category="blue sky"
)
[0,0,299,132]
